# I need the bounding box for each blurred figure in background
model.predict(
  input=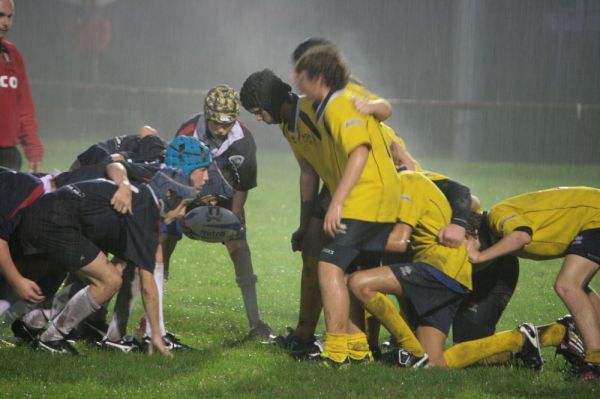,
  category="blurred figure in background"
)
[0,0,43,172]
